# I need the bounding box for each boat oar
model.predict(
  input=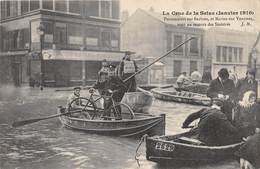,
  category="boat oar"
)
[123,37,195,83]
[12,109,81,128]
